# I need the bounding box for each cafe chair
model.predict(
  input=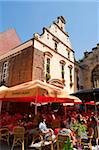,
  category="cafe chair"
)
[80,128,94,150]
[56,133,72,150]
[29,132,44,150]
[40,130,56,150]
[0,128,9,145]
[11,126,25,150]
[29,129,56,150]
